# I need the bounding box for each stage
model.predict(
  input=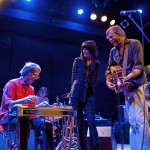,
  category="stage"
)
[117,144,130,150]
